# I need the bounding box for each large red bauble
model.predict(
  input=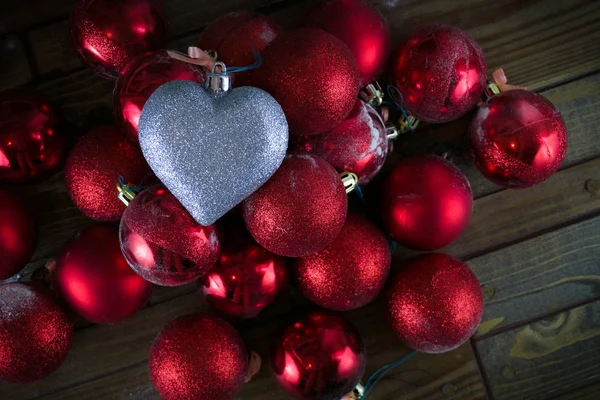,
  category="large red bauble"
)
[55,224,154,324]
[243,154,347,257]
[0,90,68,184]
[382,155,472,250]
[0,283,73,383]
[391,25,487,123]
[199,11,282,87]
[304,0,390,85]
[387,253,484,353]
[271,310,365,400]
[468,89,568,188]
[149,313,248,400]
[252,28,359,136]
[0,188,36,280]
[70,0,167,79]
[65,125,152,221]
